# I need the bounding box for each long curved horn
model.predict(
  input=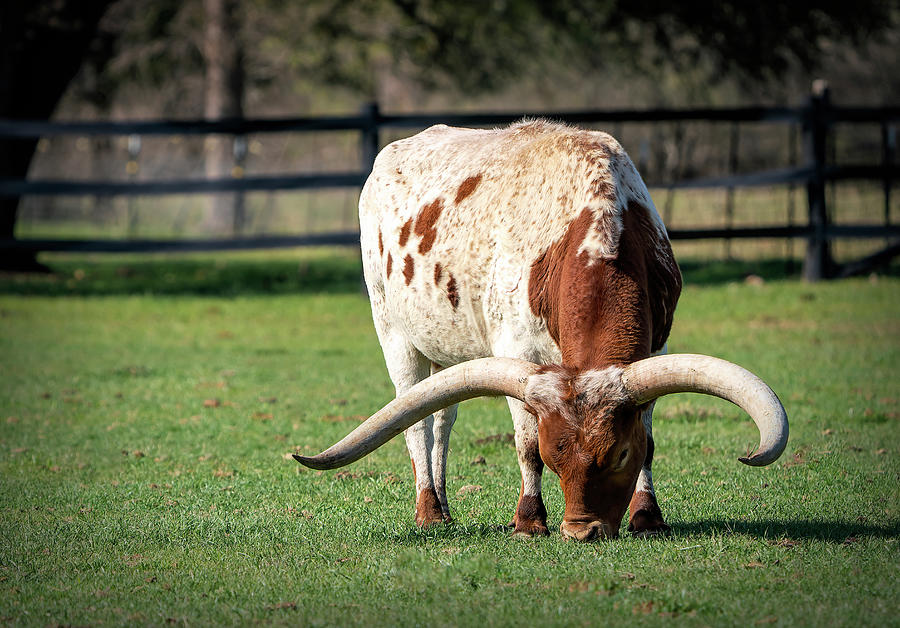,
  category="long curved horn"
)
[620,354,788,466]
[294,357,542,470]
